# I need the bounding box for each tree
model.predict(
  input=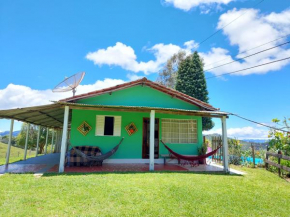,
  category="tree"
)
[156,51,186,89]
[228,138,243,165]
[0,135,16,145]
[16,123,52,153]
[268,118,290,155]
[176,51,214,131]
